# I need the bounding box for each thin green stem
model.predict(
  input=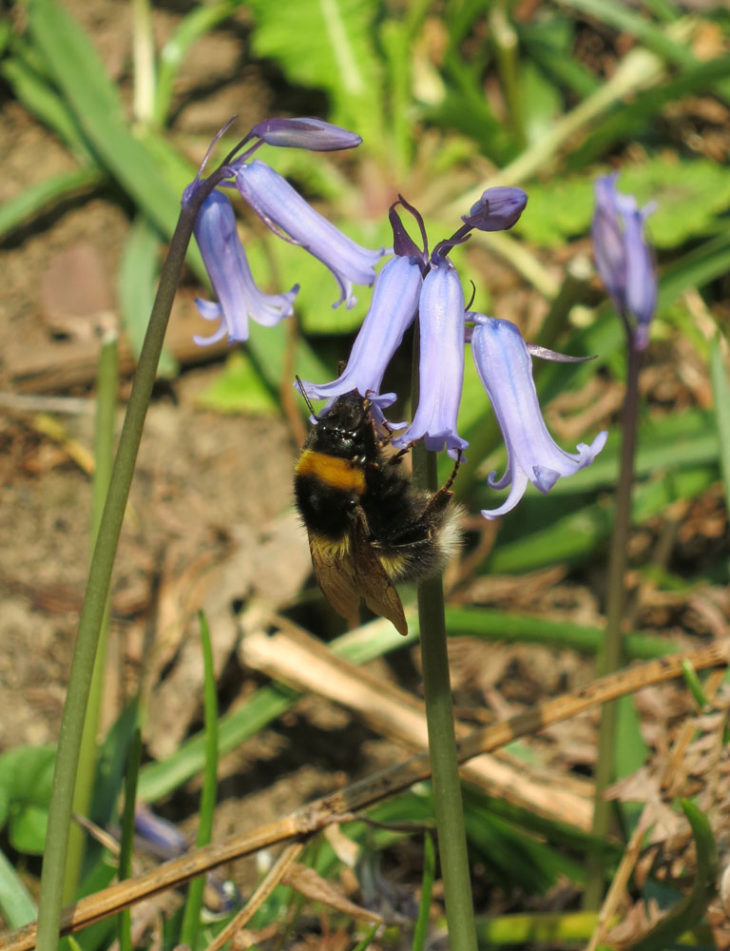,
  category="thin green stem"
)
[64,332,119,902]
[35,175,221,951]
[585,333,642,908]
[410,356,477,948]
